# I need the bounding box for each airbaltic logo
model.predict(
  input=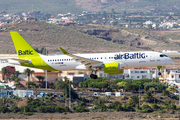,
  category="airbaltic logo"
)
[114,52,146,60]
[106,66,117,69]
[18,50,33,55]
